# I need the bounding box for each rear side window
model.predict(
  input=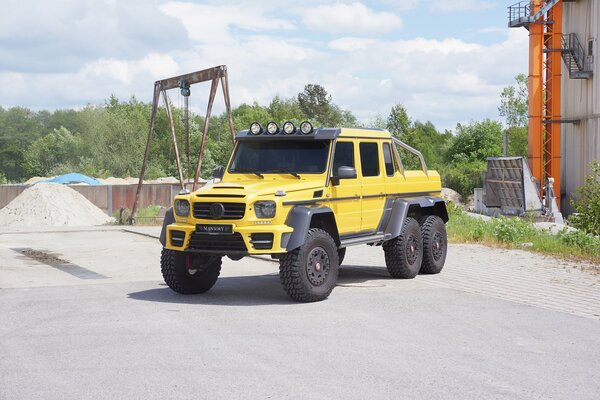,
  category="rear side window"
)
[382,143,395,176]
[359,142,379,177]
[333,142,355,173]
